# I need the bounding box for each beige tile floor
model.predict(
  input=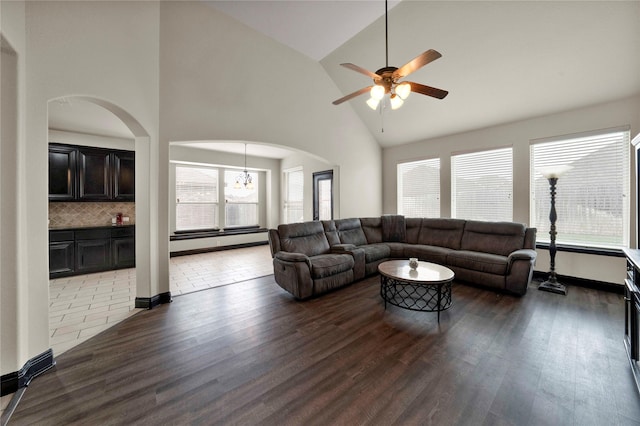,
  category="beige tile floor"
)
[48,244,273,356]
